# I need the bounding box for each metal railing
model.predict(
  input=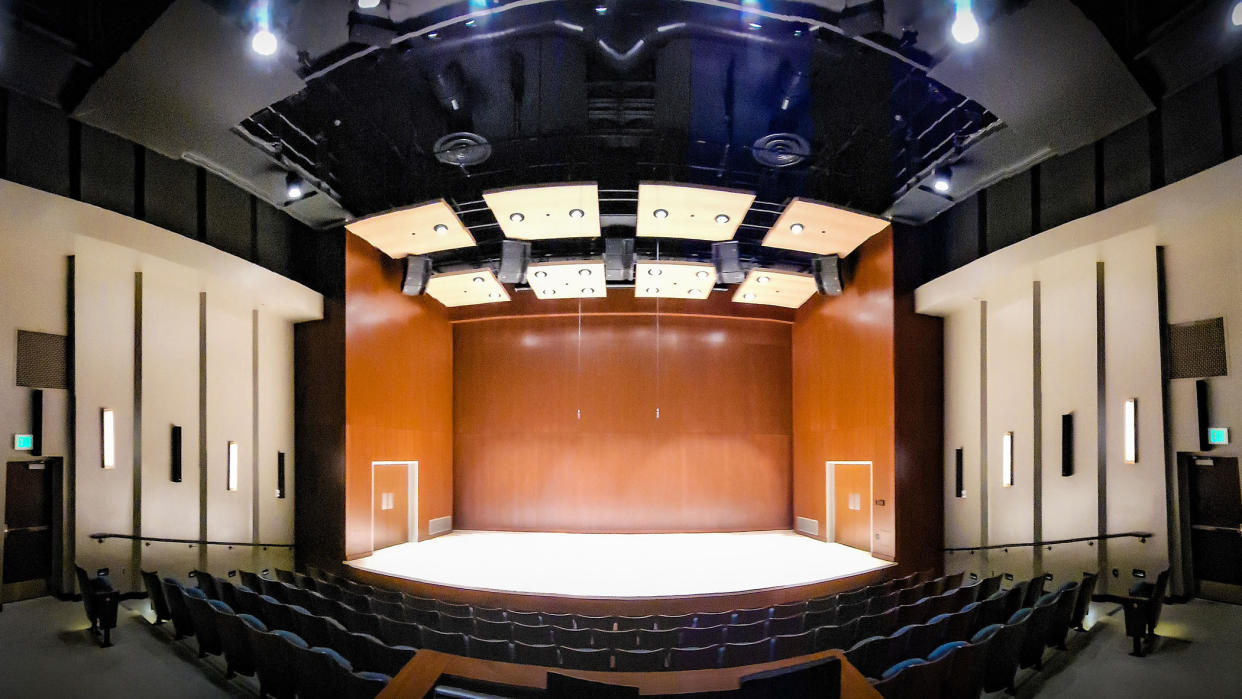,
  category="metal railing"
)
[89,532,294,549]
[942,531,1153,553]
